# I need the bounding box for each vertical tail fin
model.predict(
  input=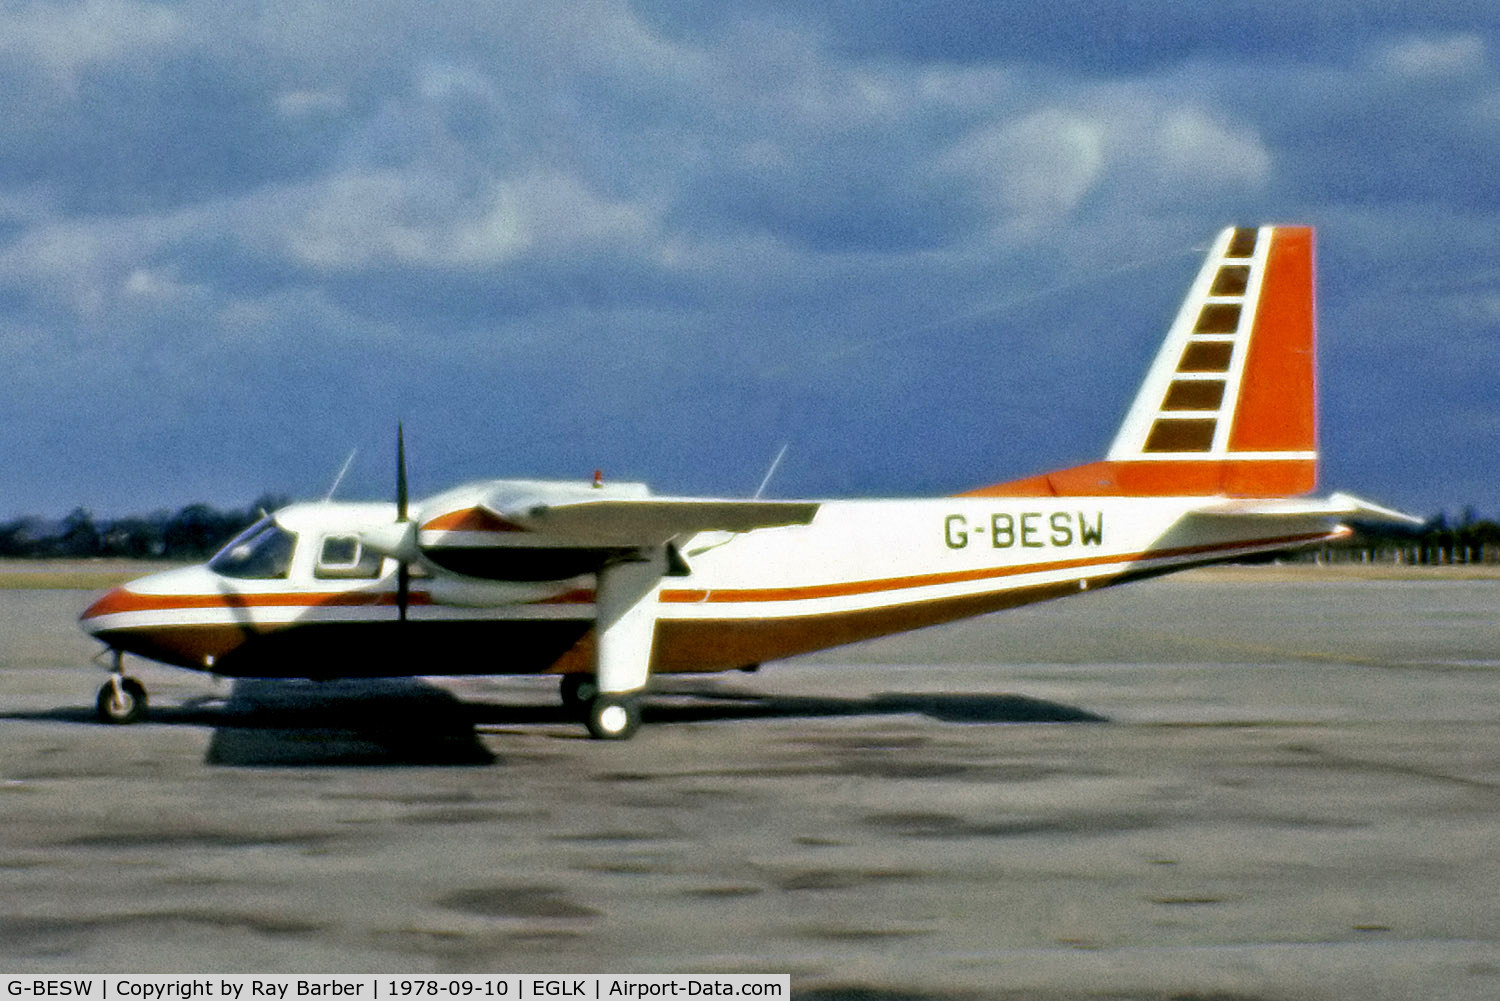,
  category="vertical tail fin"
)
[1108,225,1317,490]
[966,225,1318,498]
